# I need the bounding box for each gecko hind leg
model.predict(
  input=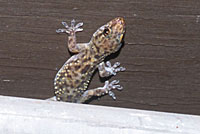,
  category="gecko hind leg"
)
[77,80,123,103]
